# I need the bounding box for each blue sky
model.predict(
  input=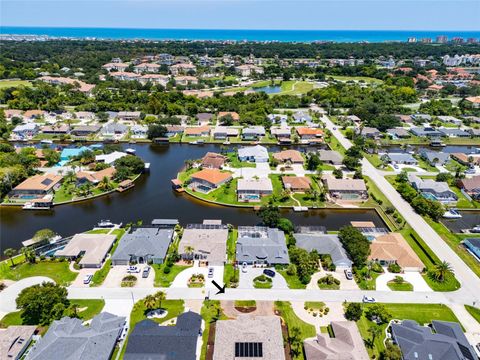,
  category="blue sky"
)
[1,0,479,30]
